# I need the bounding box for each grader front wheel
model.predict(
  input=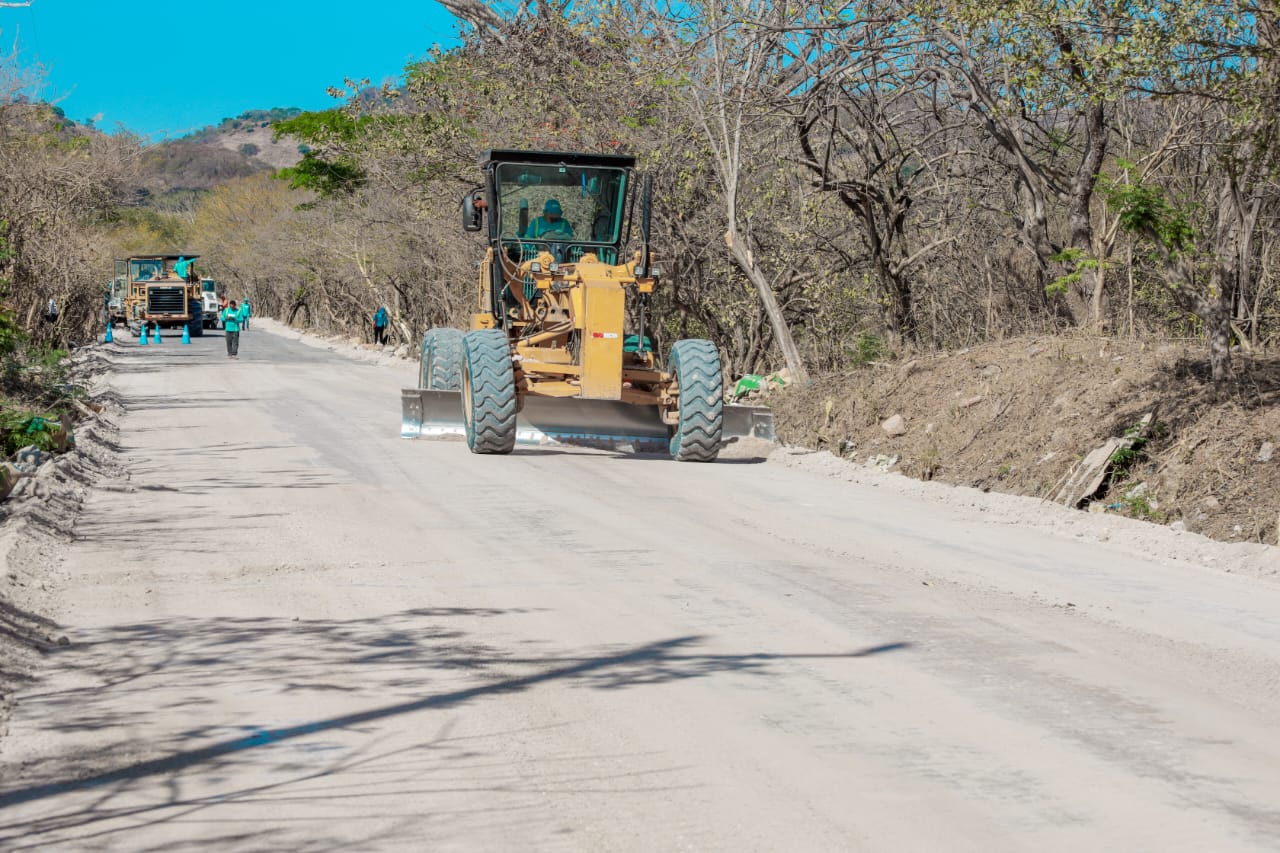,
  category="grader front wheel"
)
[668,339,724,462]
[461,329,517,454]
